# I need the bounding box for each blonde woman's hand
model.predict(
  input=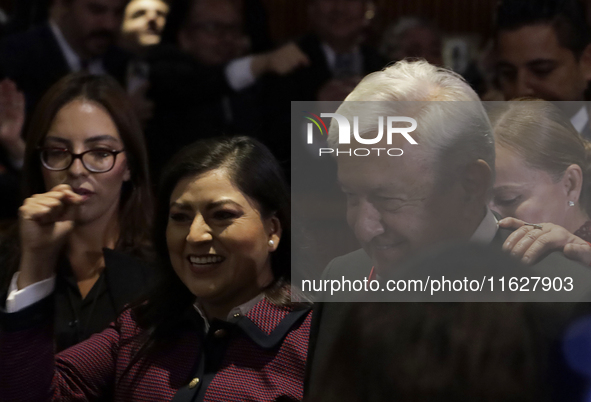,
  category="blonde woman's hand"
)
[17,184,84,288]
[500,217,591,265]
